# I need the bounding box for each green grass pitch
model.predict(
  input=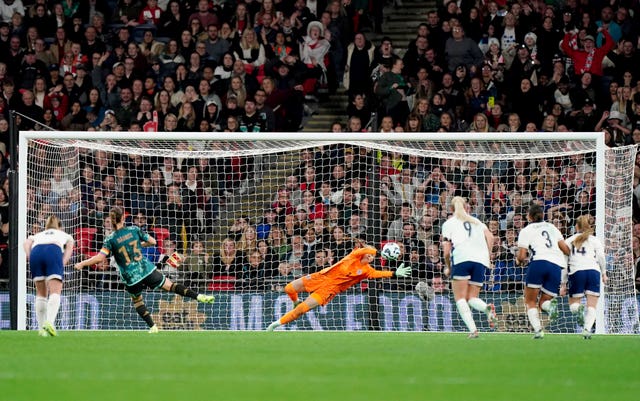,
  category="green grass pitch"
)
[1,331,639,401]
